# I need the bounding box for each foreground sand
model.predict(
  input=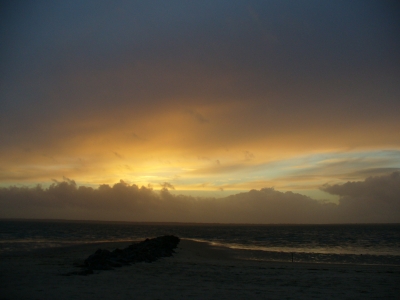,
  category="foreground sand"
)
[1,239,399,299]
